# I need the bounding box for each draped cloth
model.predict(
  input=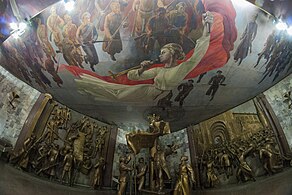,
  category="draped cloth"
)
[62,0,237,85]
